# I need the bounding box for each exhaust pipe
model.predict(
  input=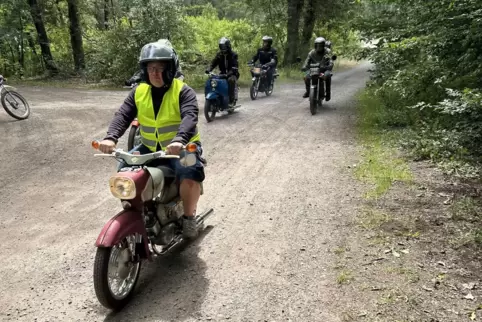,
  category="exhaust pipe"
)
[196,208,214,225]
